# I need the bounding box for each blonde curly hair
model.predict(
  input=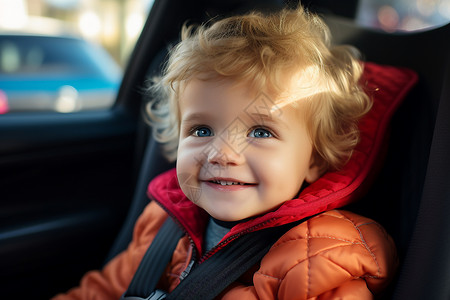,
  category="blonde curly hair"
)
[146,5,372,171]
